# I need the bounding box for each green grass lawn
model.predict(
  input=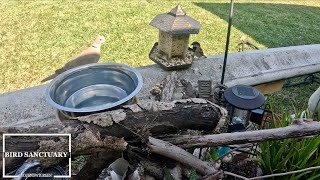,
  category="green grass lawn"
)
[0,0,320,94]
